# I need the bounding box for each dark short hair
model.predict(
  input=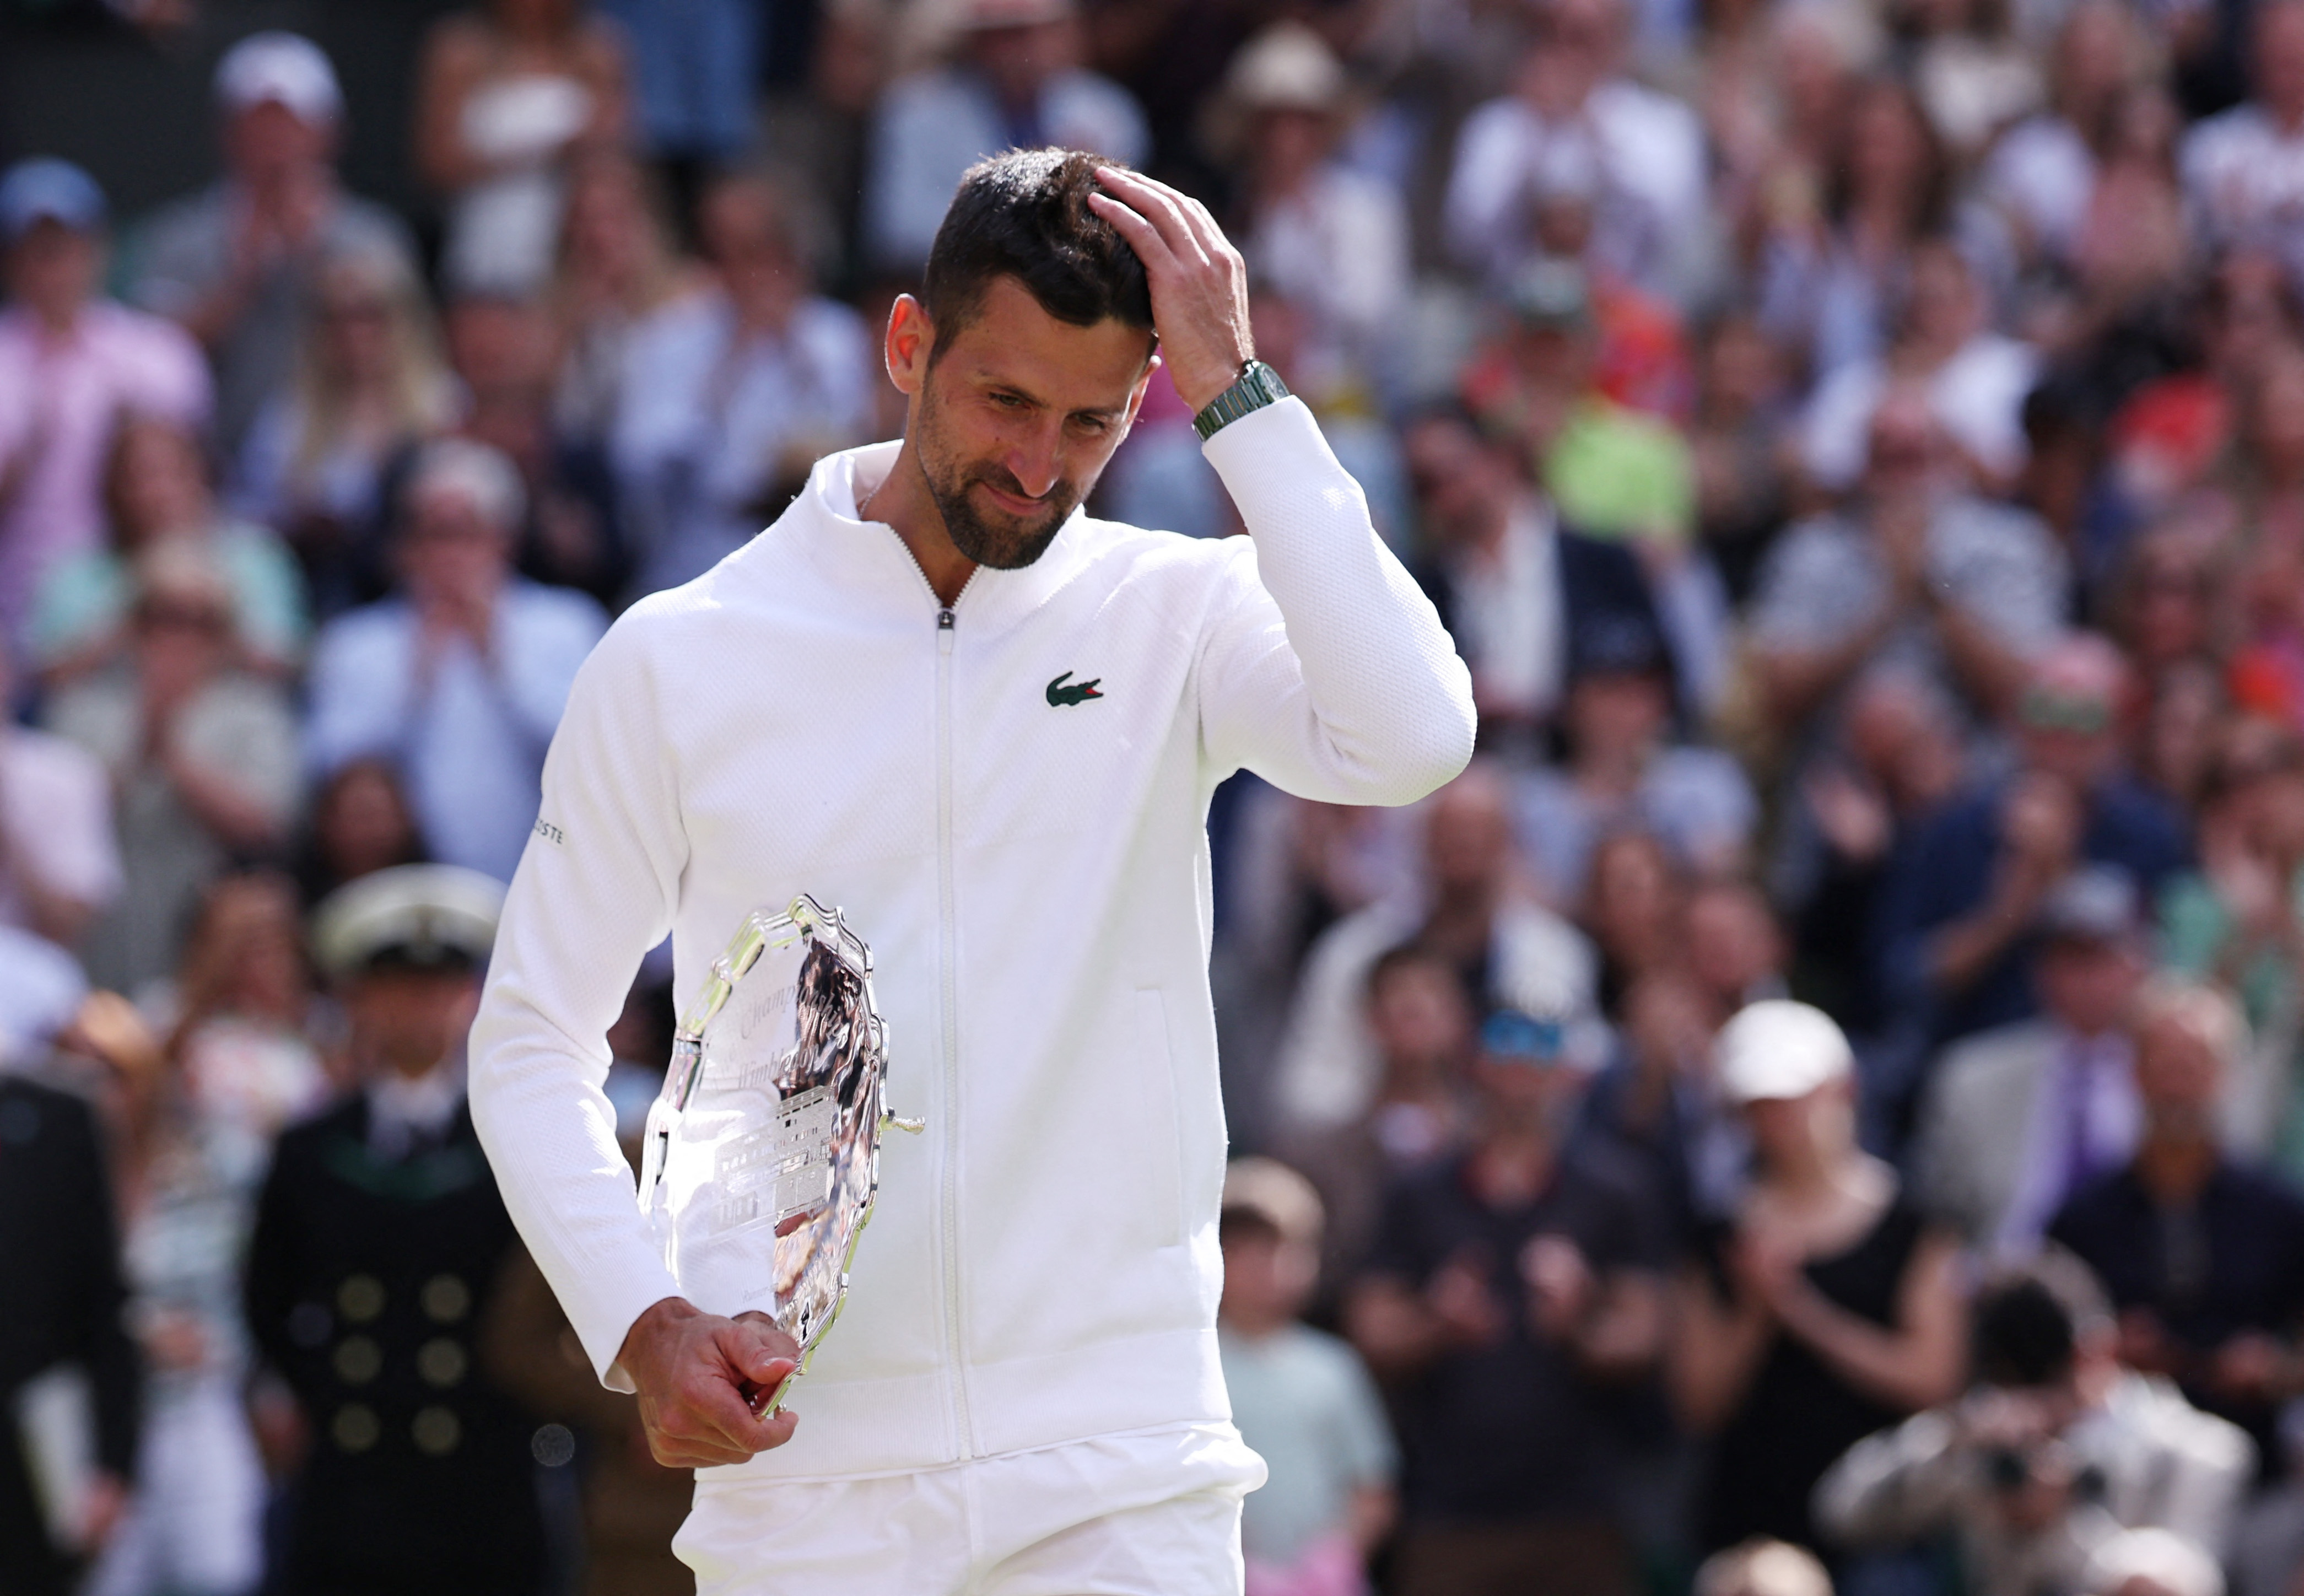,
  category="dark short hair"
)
[1971,1252,2112,1387]
[919,149,1154,352]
